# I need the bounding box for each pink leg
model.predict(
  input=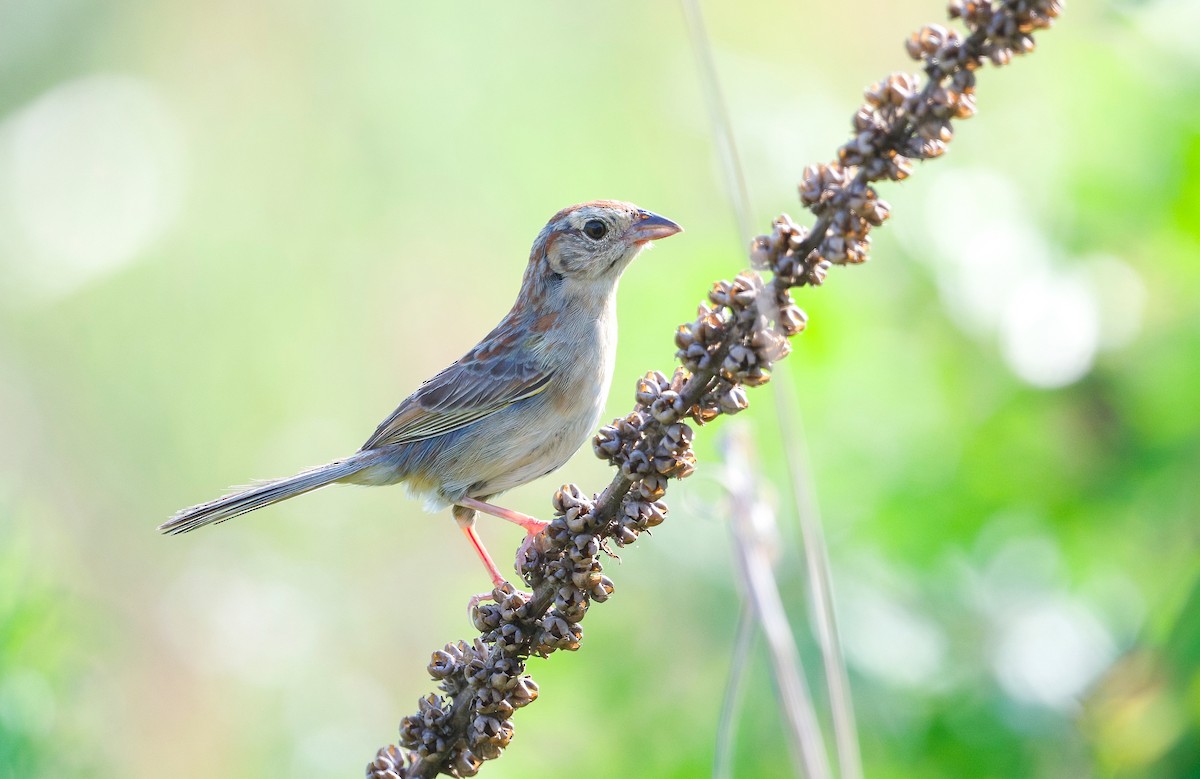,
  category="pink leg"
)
[455,513,506,588]
[458,496,550,534]
[457,496,550,577]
